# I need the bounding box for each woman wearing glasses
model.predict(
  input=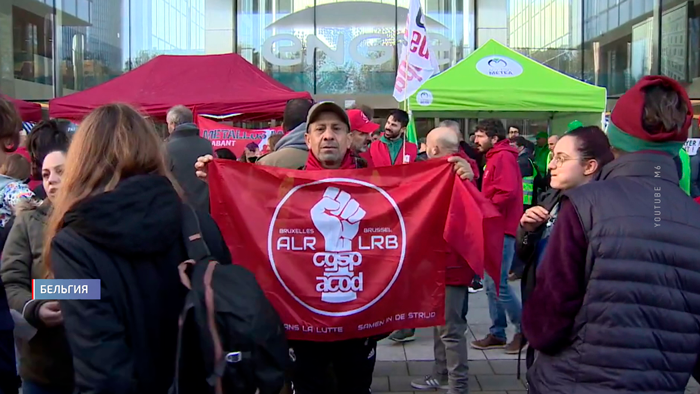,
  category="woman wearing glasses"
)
[514,126,614,371]
[517,126,613,274]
